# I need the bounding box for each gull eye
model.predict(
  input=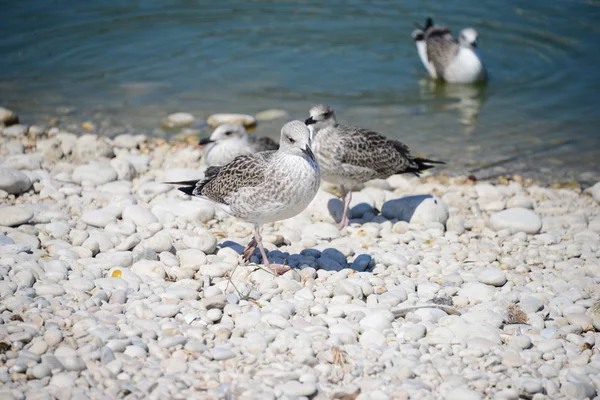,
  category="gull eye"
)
[287,136,296,144]
[224,131,232,136]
